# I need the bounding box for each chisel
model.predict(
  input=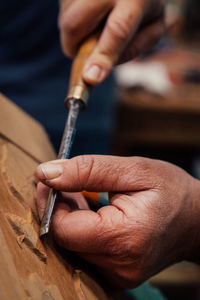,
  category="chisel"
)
[39,32,99,237]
